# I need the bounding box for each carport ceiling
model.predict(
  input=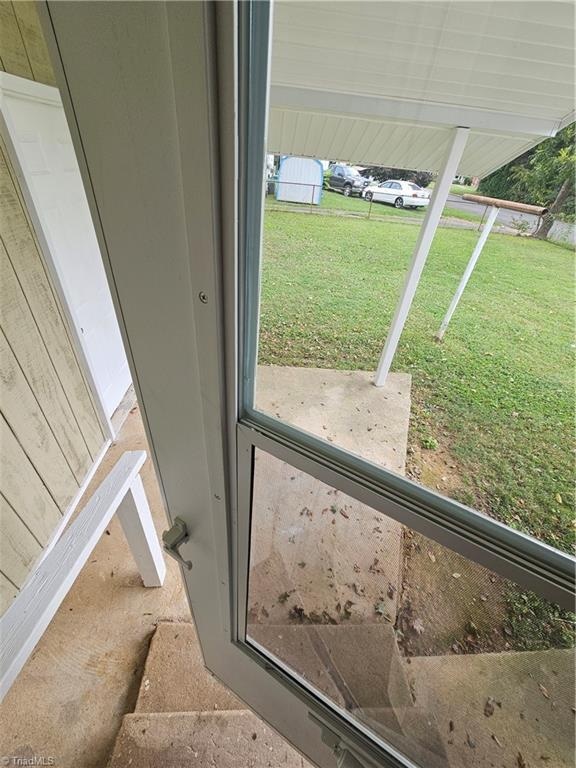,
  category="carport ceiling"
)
[269,1,575,177]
